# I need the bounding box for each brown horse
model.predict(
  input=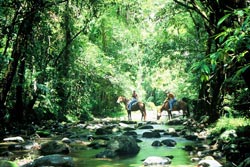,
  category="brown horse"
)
[157,99,188,120]
[117,96,146,121]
